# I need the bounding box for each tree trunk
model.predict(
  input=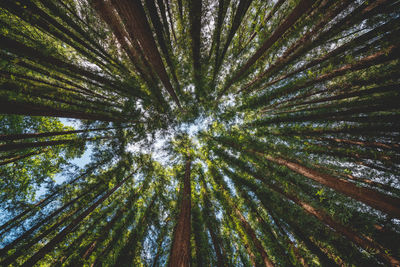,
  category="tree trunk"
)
[233,205,275,267]
[21,174,131,267]
[220,0,314,97]
[269,183,400,266]
[261,153,400,218]
[111,0,181,107]
[0,127,119,142]
[169,156,192,267]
